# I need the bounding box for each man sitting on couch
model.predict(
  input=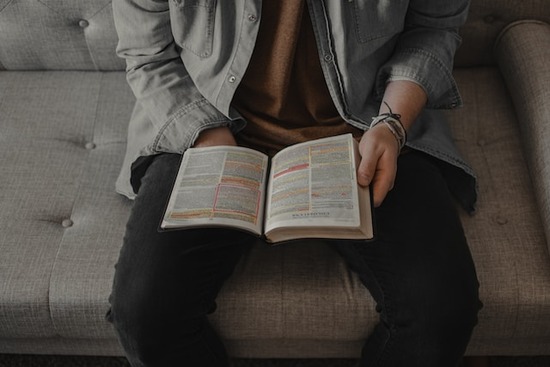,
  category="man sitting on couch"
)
[107,0,482,366]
